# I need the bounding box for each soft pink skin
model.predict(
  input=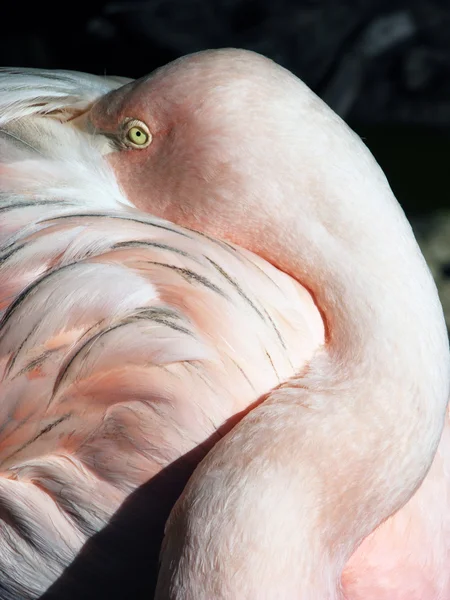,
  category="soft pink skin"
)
[85,50,450,599]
